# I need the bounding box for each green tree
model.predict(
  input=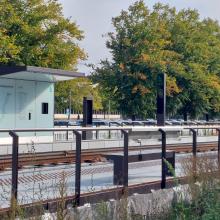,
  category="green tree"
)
[55,78,103,113]
[0,0,91,112]
[92,1,220,120]
[0,0,86,69]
